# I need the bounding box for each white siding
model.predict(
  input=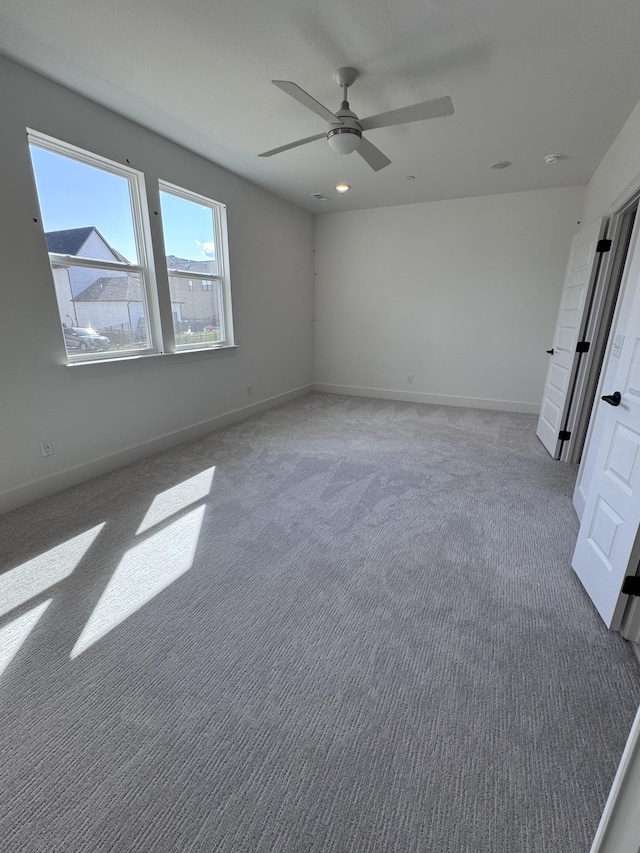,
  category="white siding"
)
[52,266,75,326]
[79,229,124,262]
